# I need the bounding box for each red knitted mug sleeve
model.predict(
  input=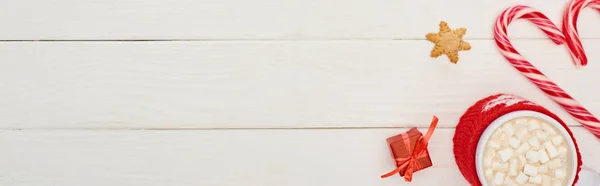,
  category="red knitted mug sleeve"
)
[453,94,582,186]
